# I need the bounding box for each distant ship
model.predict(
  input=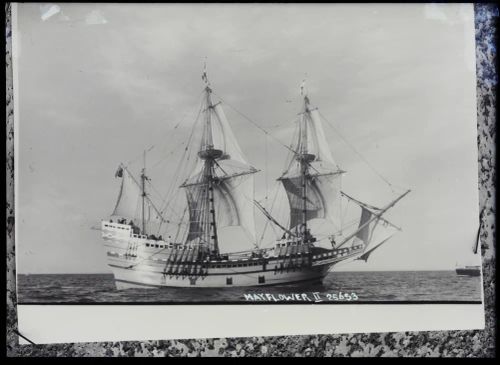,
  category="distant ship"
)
[100,69,409,289]
[456,265,481,277]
